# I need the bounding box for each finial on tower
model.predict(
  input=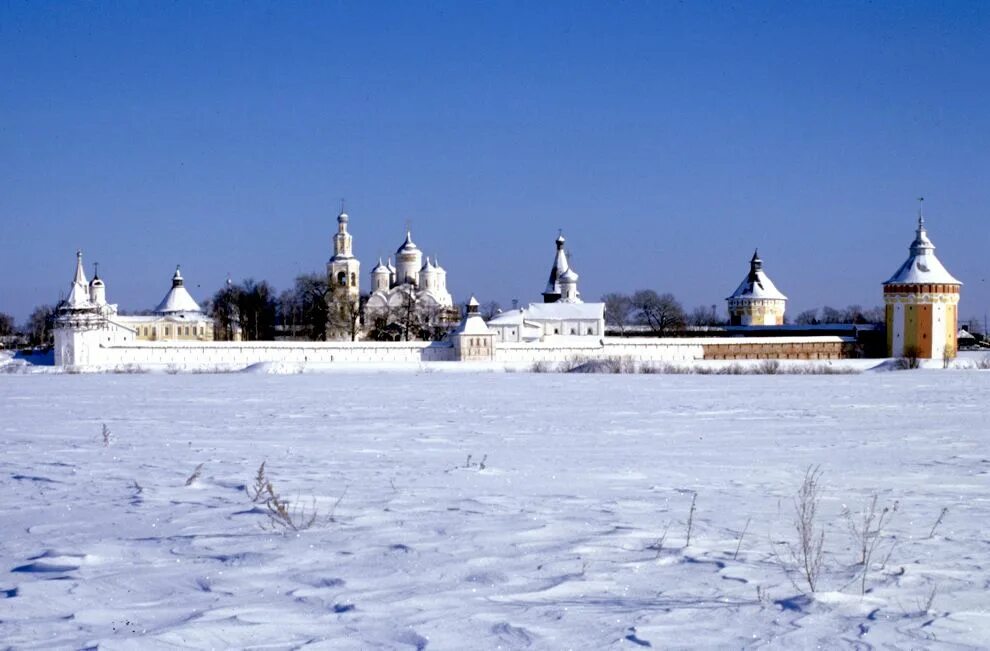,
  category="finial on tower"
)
[93,262,100,279]
[917,196,925,227]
